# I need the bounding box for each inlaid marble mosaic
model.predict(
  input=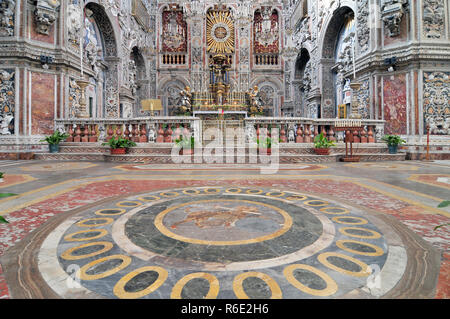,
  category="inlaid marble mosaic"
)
[41,187,398,299]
